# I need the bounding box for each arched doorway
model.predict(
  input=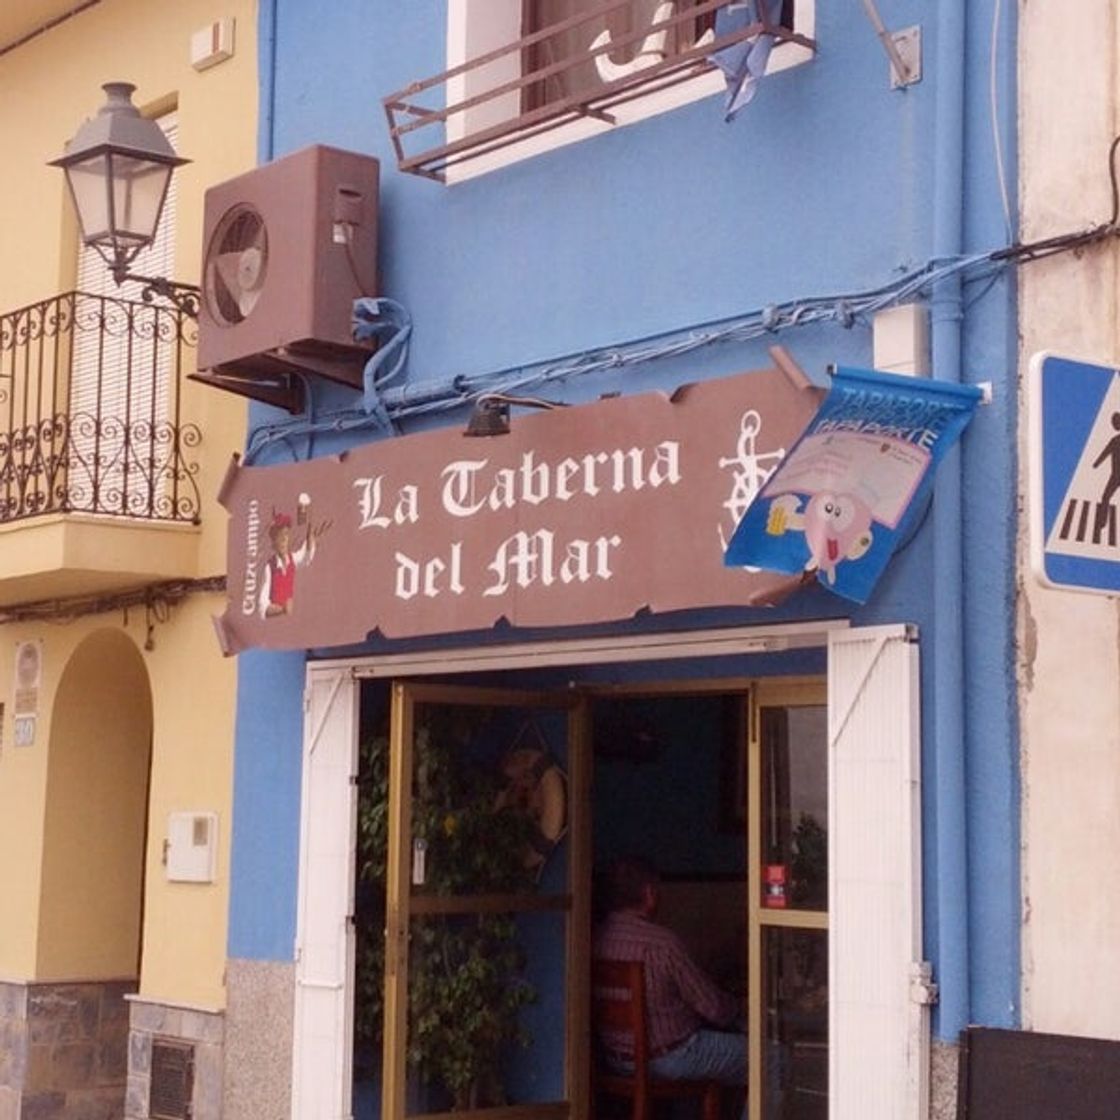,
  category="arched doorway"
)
[34,628,153,1112]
